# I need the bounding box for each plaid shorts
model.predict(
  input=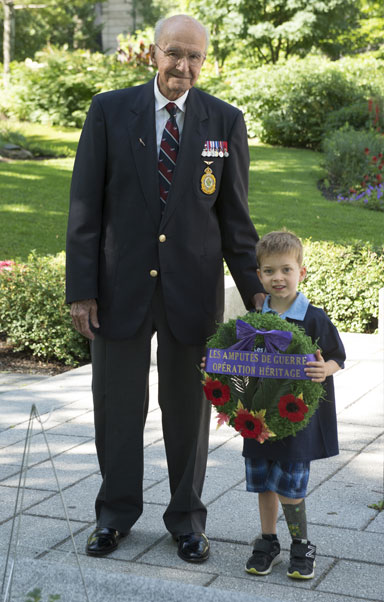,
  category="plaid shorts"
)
[245,458,310,499]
